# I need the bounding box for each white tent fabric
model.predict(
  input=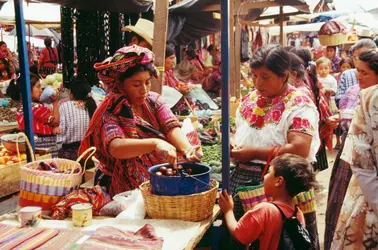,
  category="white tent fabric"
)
[2,34,47,52]
[0,0,60,24]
